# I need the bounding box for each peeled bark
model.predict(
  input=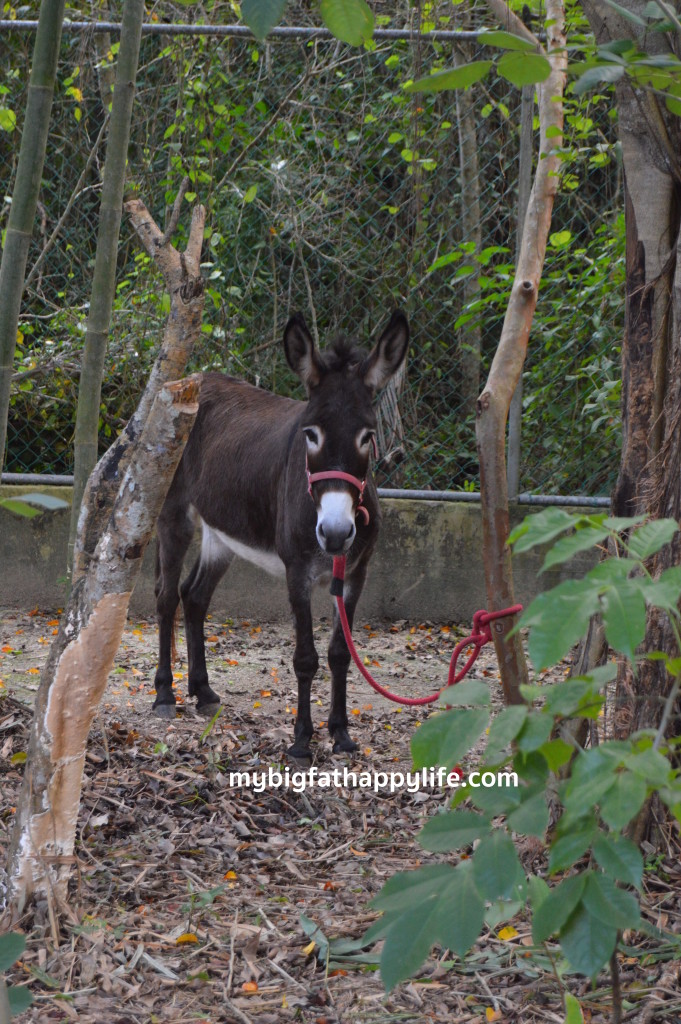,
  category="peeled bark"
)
[0,0,66,473]
[73,199,206,582]
[68,0,145,572]
[477,0,567,704]
[3,376,200,918]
